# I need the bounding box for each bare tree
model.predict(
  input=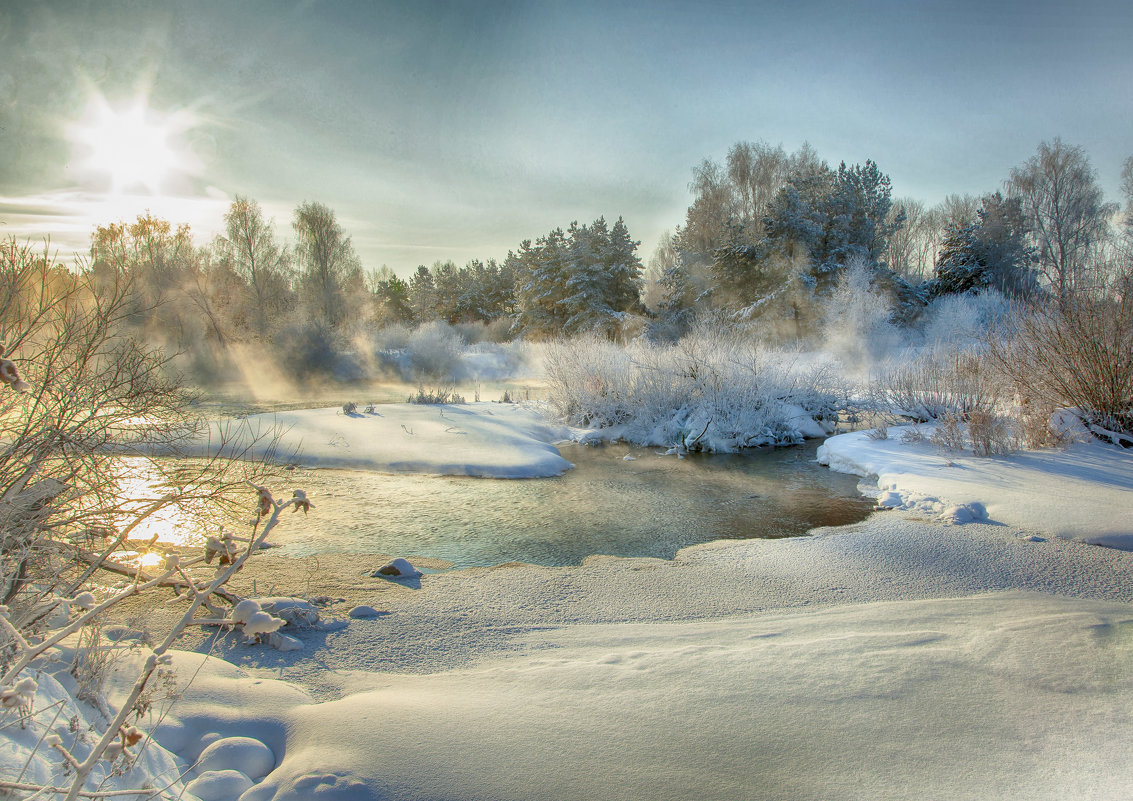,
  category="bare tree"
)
[727,141,790,230]
[292,201,362,327]
[218,196,293,338]
[937,193,980,231]
[0,238,299,798]
[886,198,942,281]
[1007,139,1119,299]
[643,232,677,312]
